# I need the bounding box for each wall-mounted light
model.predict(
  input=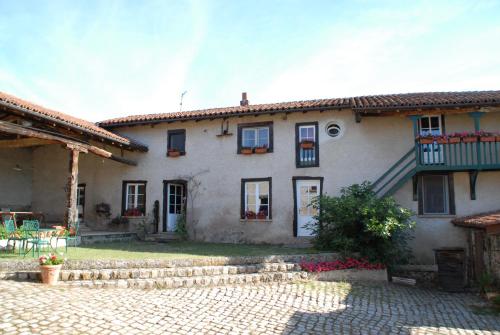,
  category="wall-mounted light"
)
[13,164,22,172]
